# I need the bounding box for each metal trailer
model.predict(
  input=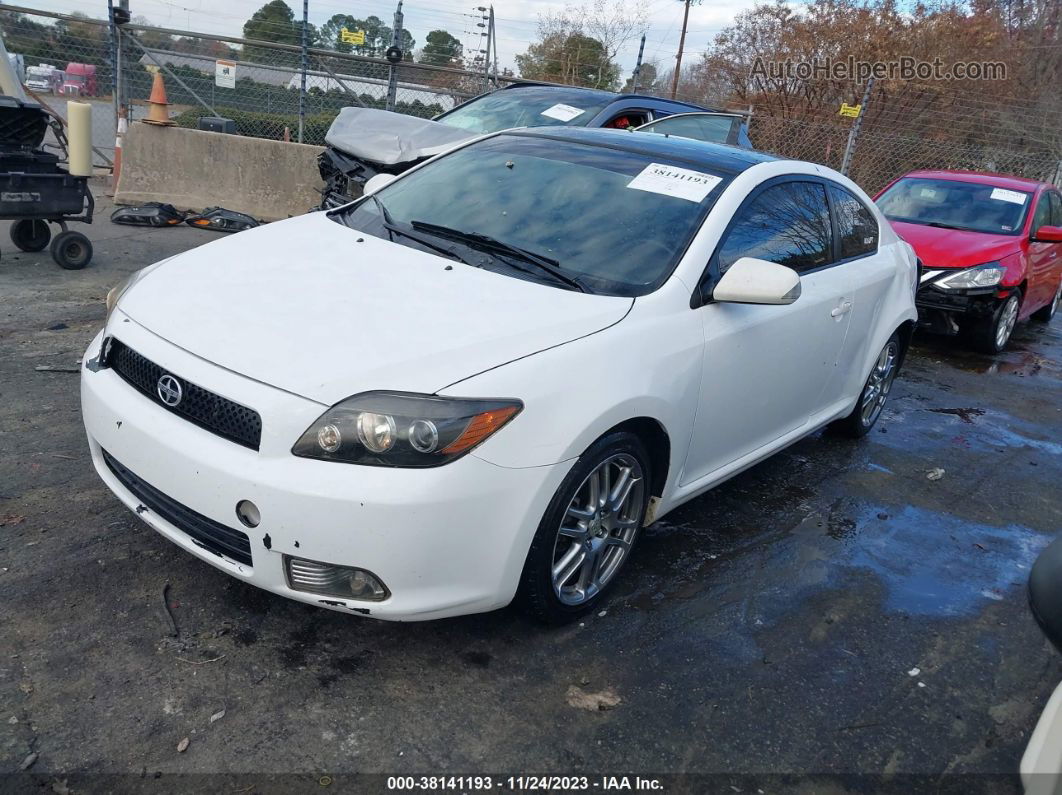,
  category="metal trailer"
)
[0,97,94,269]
